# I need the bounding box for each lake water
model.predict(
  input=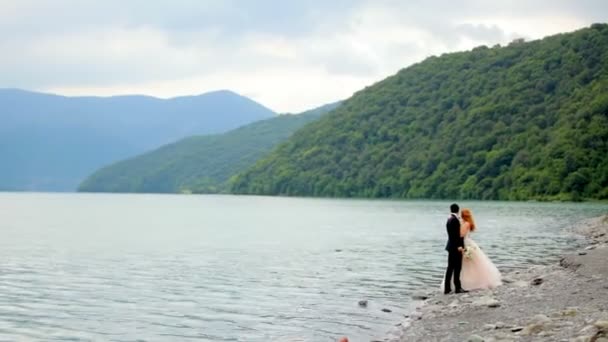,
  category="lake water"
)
[0,193,605,341]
